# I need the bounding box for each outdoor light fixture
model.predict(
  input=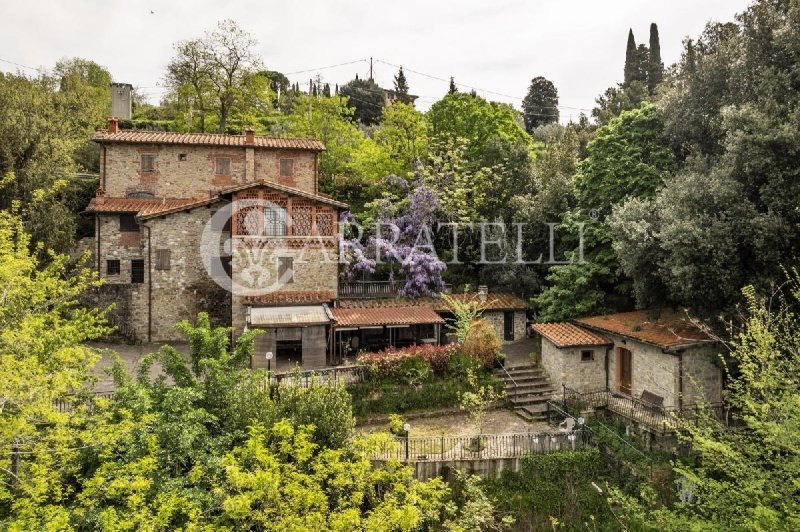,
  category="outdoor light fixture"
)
[577,417,585,425]
[266,351,273,372]
[403,423,411,434]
